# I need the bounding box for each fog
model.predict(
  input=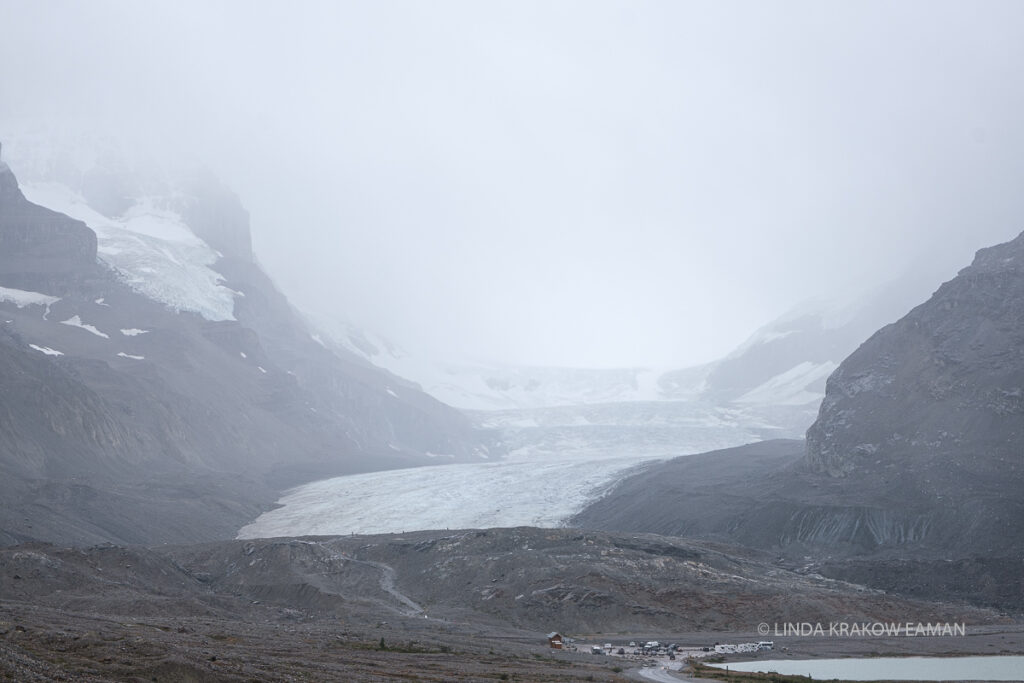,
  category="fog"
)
[2,1,1024,368]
